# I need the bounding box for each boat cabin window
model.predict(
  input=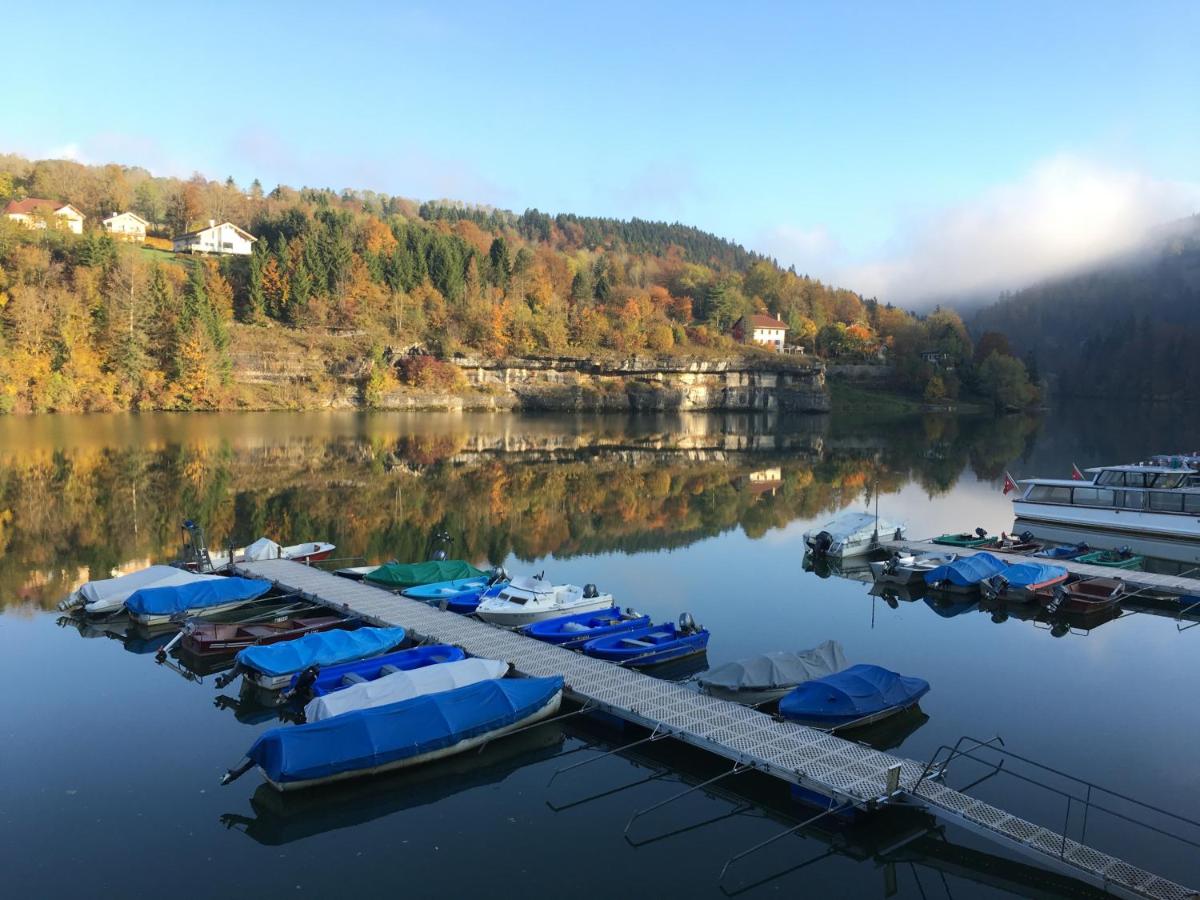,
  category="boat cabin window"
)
[1148,473,1186,488]
[498,592,527,605]
[1122,472,1148,487]
[1027,485,1073,503]
[1096,470,1124,486]
[1070,487,1115,506]
[1185,494,1200,514]
[1148,491,1185,512]
[1115,491,1146,510]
